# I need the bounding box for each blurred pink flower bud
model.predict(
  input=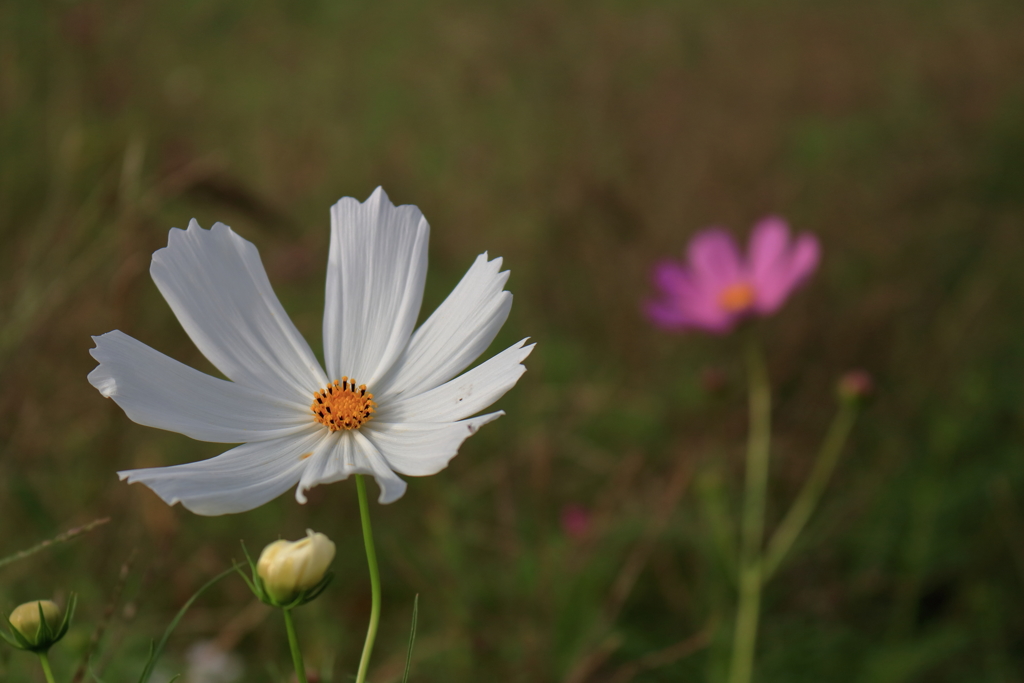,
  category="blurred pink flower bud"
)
[837,370,874,401]
[560,504,592,540]
[644,217,820,334]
